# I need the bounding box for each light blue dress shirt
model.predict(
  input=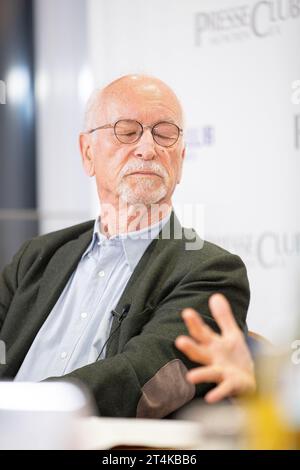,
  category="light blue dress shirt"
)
[15,212,171,382]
